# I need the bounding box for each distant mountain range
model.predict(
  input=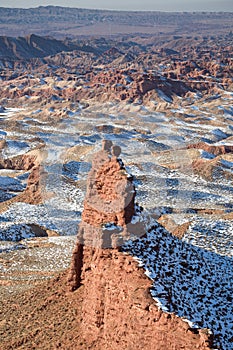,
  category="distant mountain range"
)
[0,6,232,38]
